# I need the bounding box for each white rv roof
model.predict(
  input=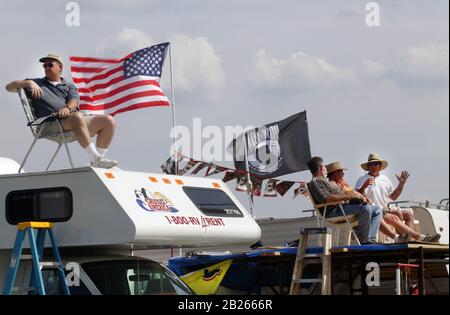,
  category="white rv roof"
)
[0,166,261,249]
